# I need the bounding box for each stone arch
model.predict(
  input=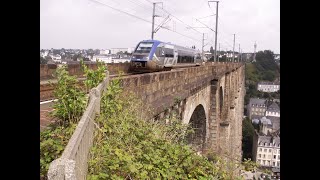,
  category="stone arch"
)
[186,104,207,152]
